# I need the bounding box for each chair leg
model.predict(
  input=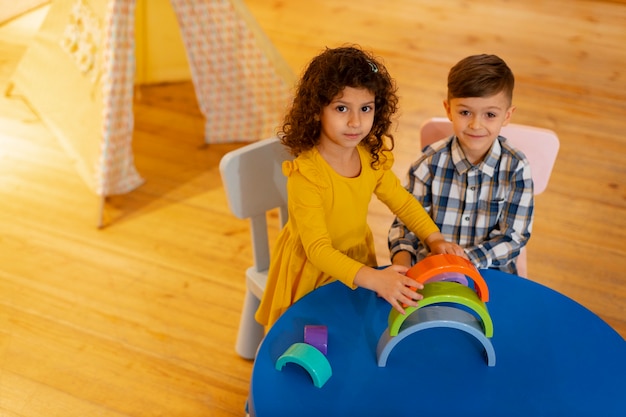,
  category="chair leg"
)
[235,289,265,360]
